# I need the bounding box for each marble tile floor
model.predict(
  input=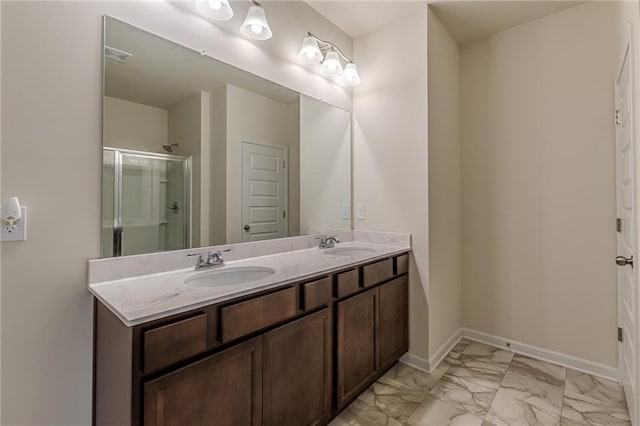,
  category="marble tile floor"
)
[329,339,631,426]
